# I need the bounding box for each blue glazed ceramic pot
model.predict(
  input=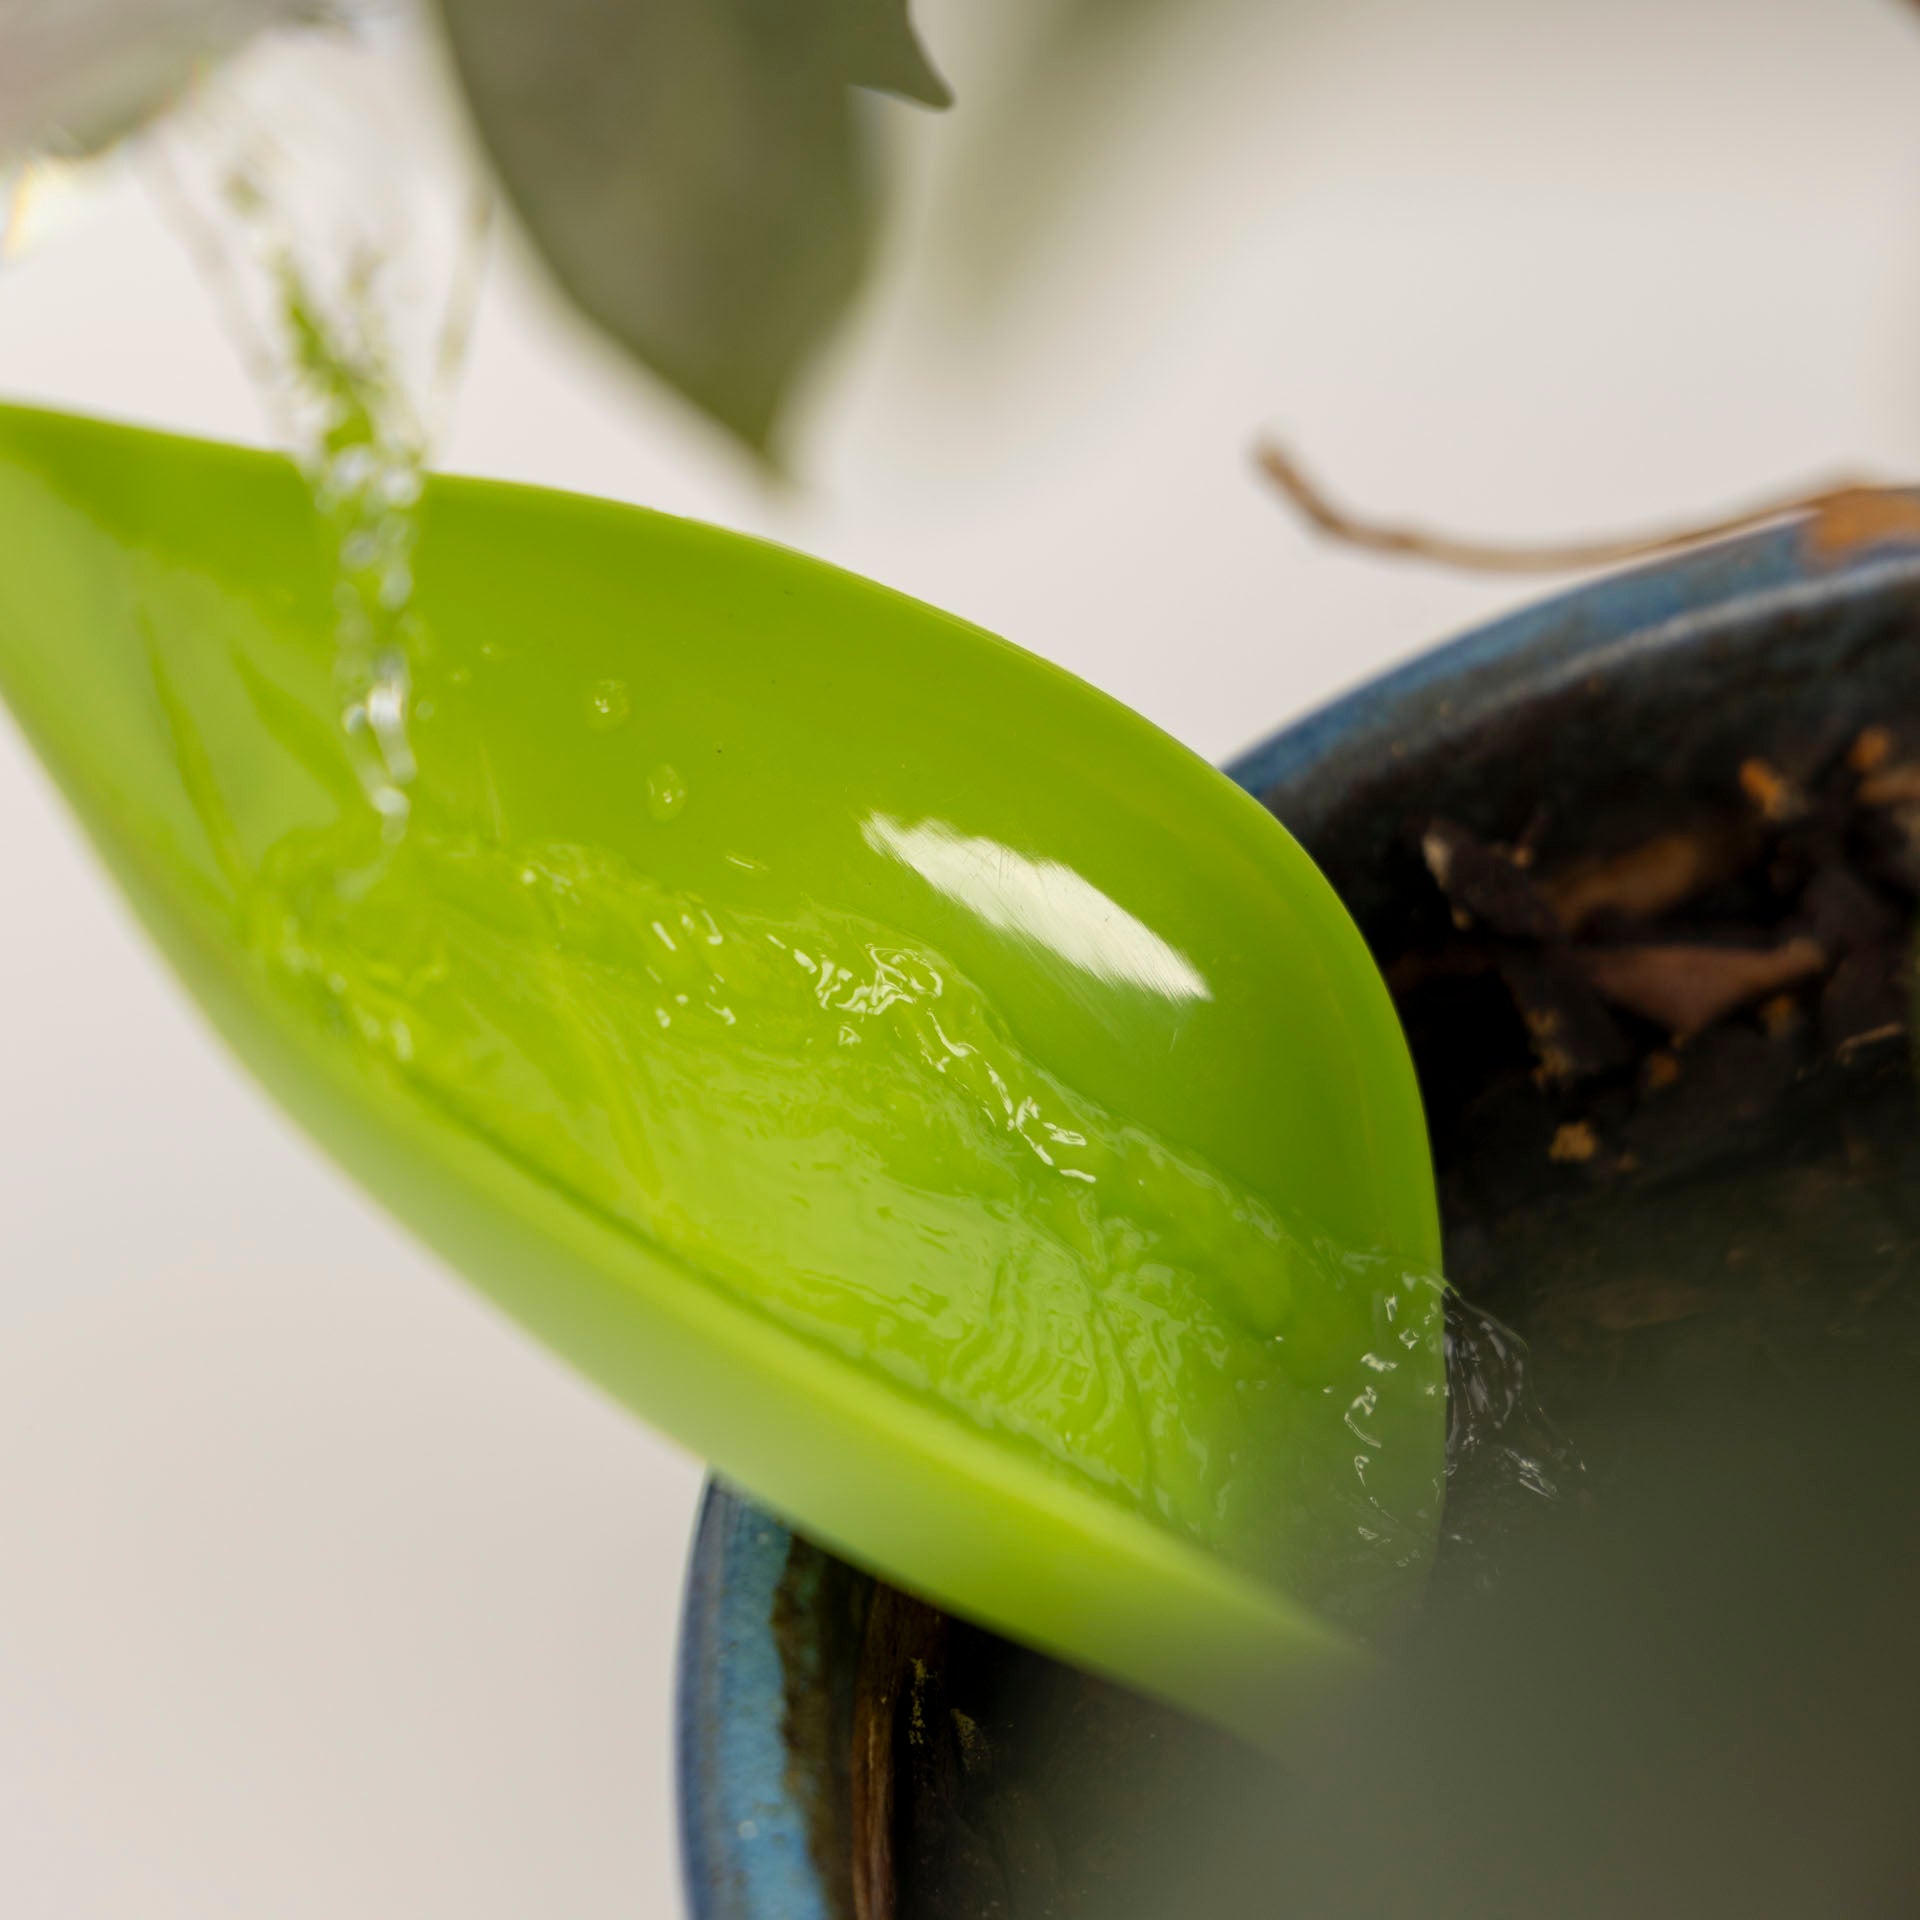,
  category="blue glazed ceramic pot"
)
[677,509,1920,1920]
